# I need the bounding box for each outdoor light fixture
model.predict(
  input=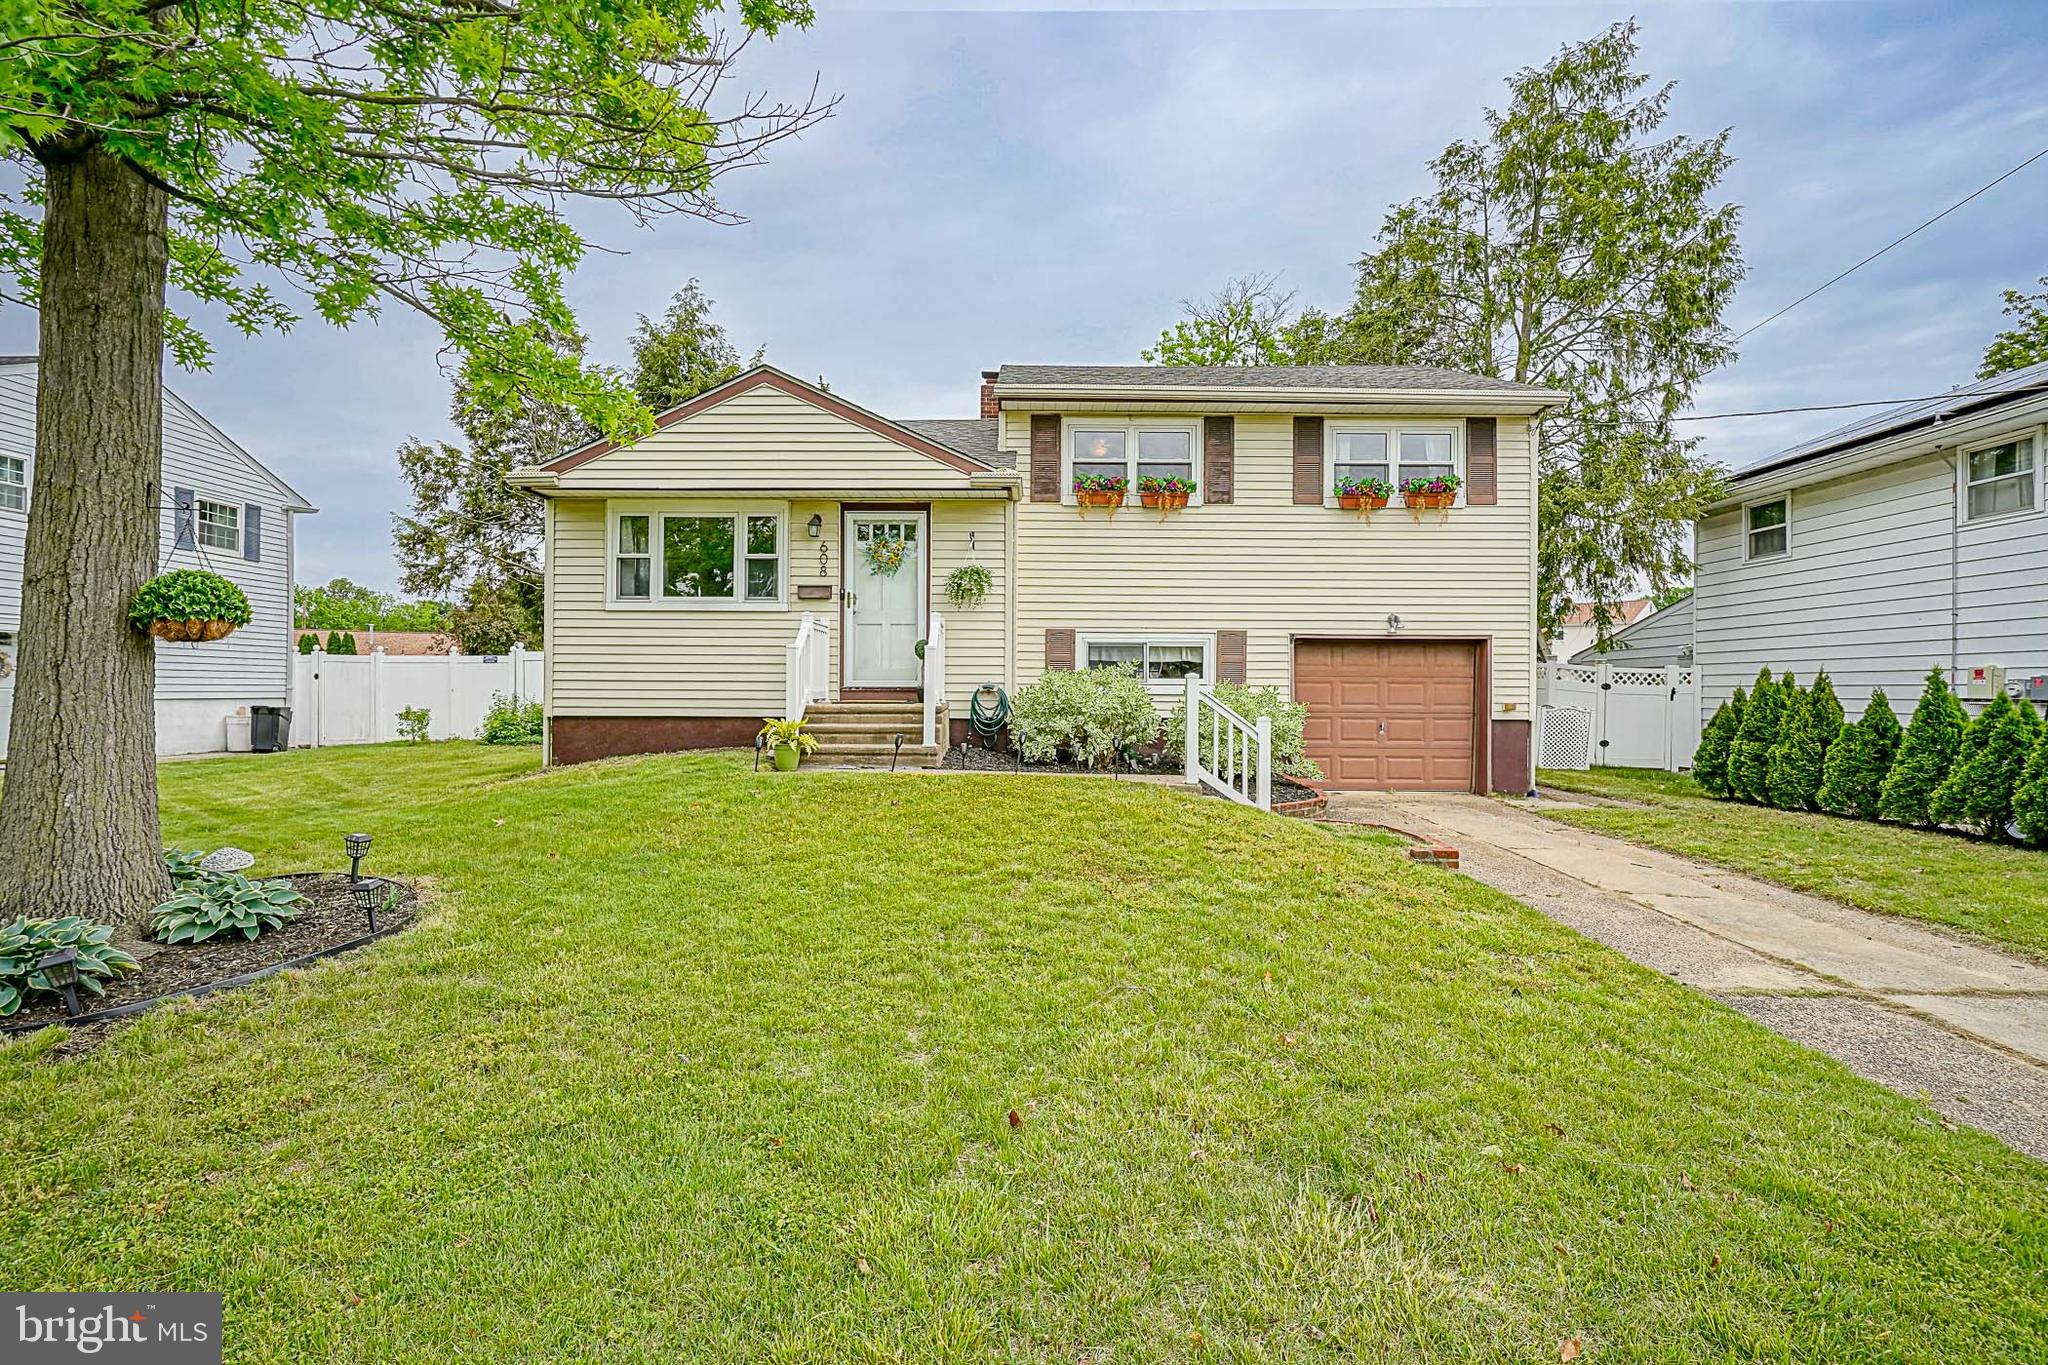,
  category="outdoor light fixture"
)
[37,947,81,1018]
[806,513,823,539]
[344,832,372,881]
[891,732,905,773]
[349,878,384,933]
[1386,613,1403,633]
[753,732,767,771]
